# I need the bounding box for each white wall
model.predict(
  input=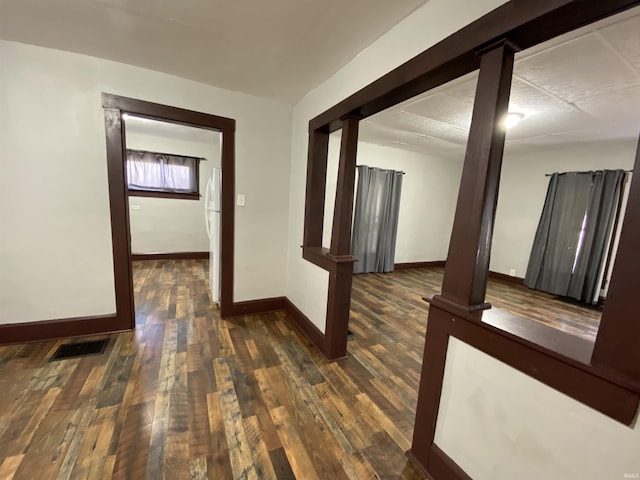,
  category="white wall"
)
[435,338,640,480]
[126,130,220,254]
[491,140,637,278]
[0,39,292,324]
[353,142,461,263]
[285,0,509,332]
